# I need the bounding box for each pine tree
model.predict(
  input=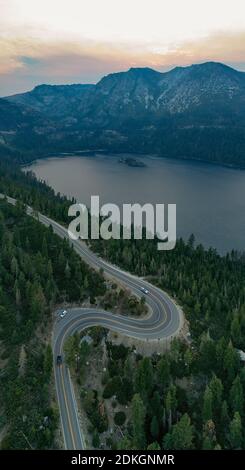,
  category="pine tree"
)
[230,375,244,416]
[135,357,153,401]
[202,420,216,450]
[11,256,18,277]
[147,442,161,450]
[132,394,146,449]
[44,344,53,379]
[223,343,239,383]
[150,416,159,440]
[156,357,170,388]
[165,385,177,429]
[149,390,162,419]
[220,400,230,434]
[231,316,241,346]
[202,436,213,450]
[163,413,194,450]
[14,279,21,307]
[42,236,48,258]
[202,386,213,422]
[117,437,133,450]
[229,412,242,449]
[209,374,223,414]
[124,356,133,379]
